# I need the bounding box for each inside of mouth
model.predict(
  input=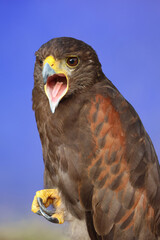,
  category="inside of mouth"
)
[46,74,67,103]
